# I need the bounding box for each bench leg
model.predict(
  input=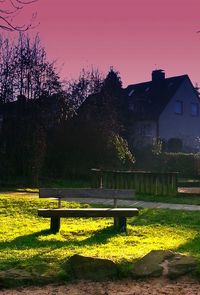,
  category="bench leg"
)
[114,216,127,232]
[50,217,60,233]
